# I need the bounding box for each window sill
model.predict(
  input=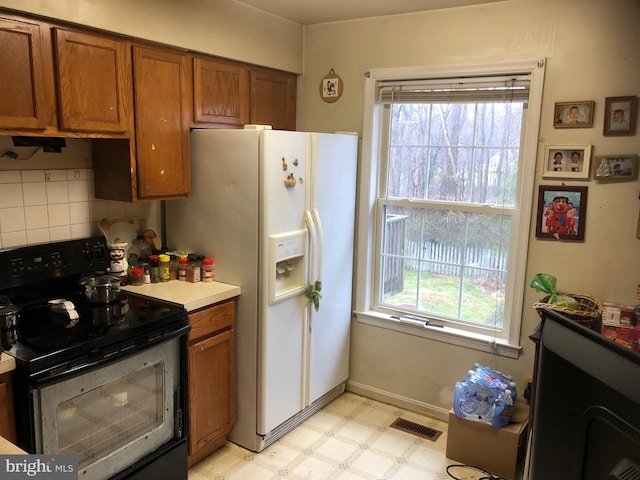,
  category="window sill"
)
[354,310,522,359]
